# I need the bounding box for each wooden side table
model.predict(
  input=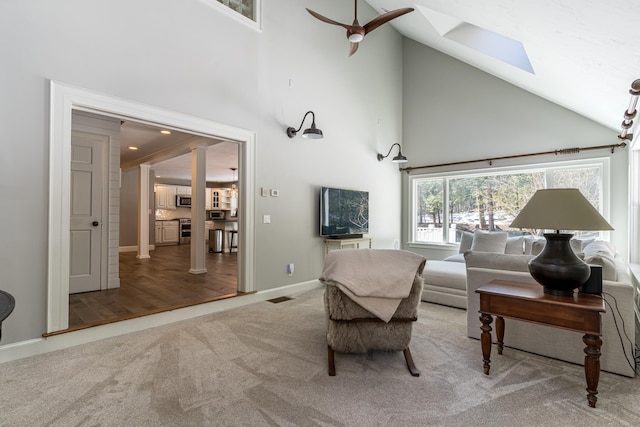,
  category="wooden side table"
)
[476,280,605,408]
